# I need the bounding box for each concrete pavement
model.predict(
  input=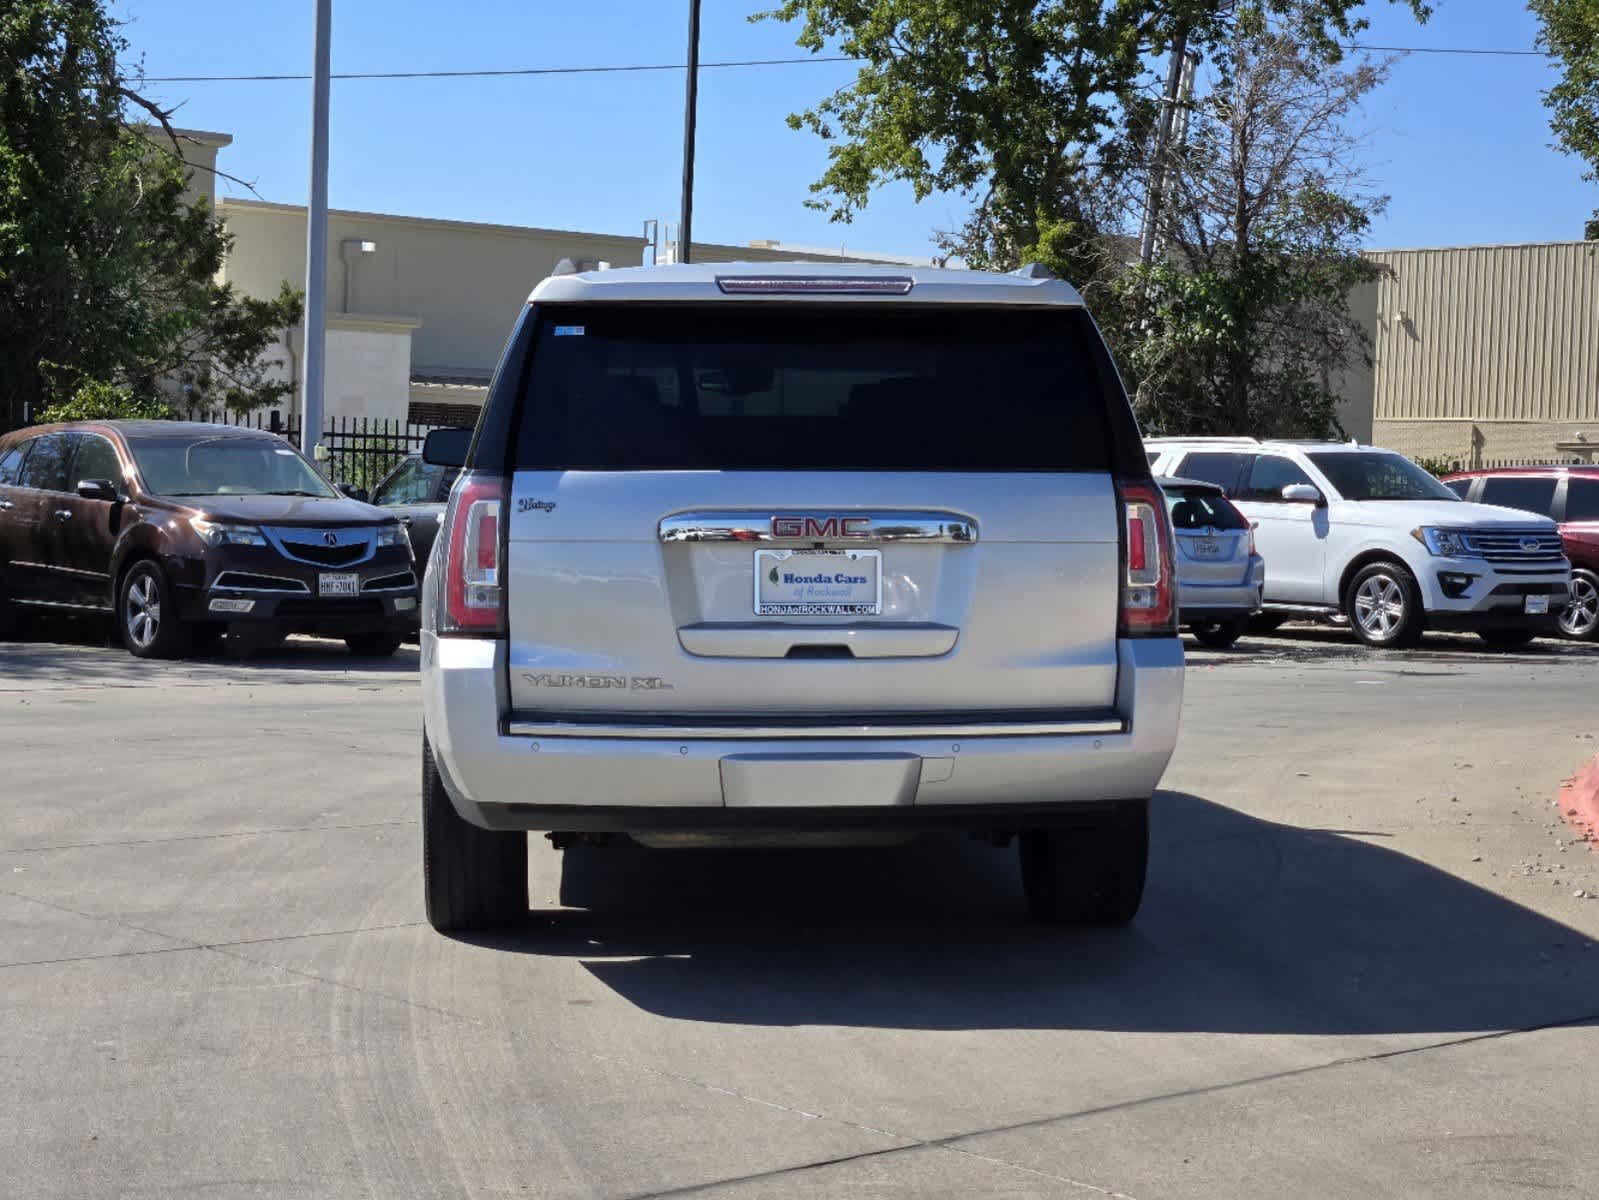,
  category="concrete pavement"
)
[2,623,1597,1198]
